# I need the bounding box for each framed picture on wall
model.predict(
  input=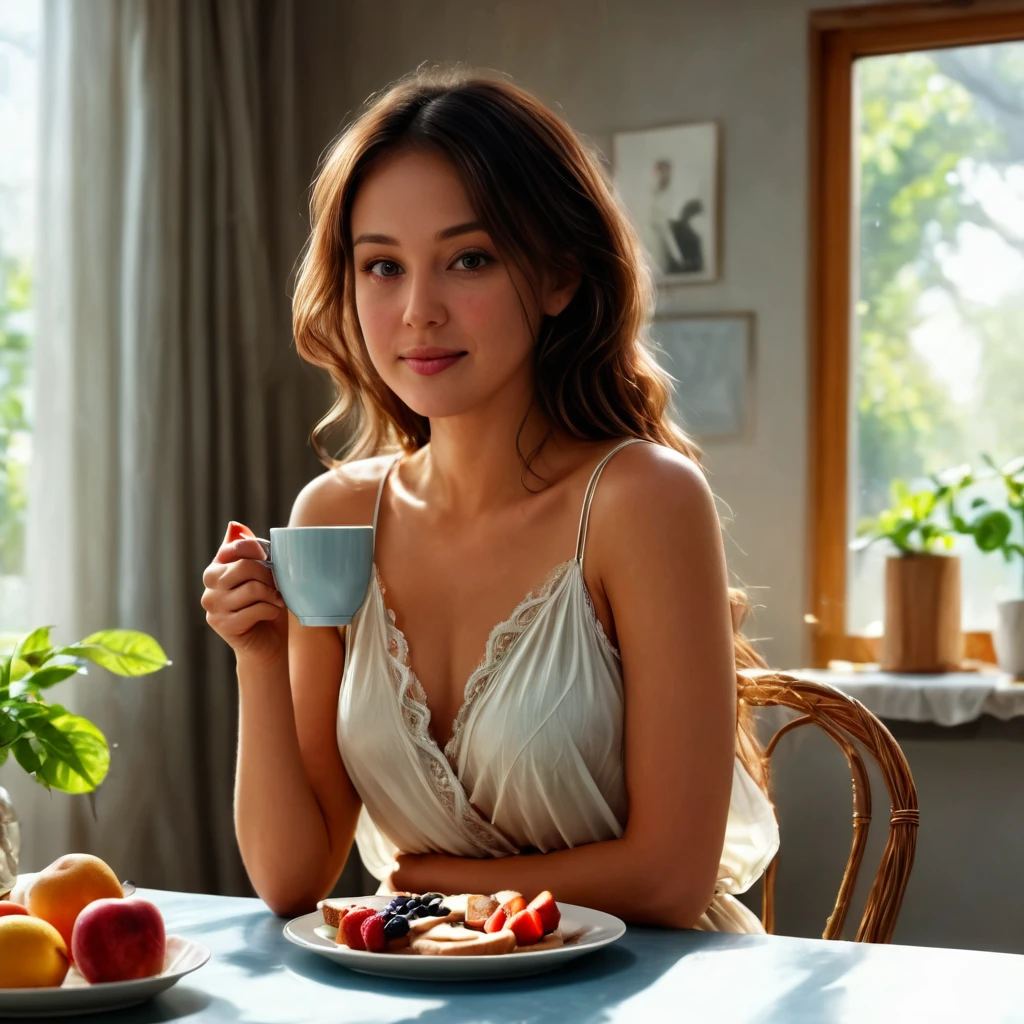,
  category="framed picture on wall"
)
[650,313,755,439]
[612,121,720,285]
